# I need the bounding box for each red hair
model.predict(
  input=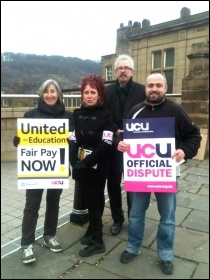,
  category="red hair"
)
[81,75,105,106]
